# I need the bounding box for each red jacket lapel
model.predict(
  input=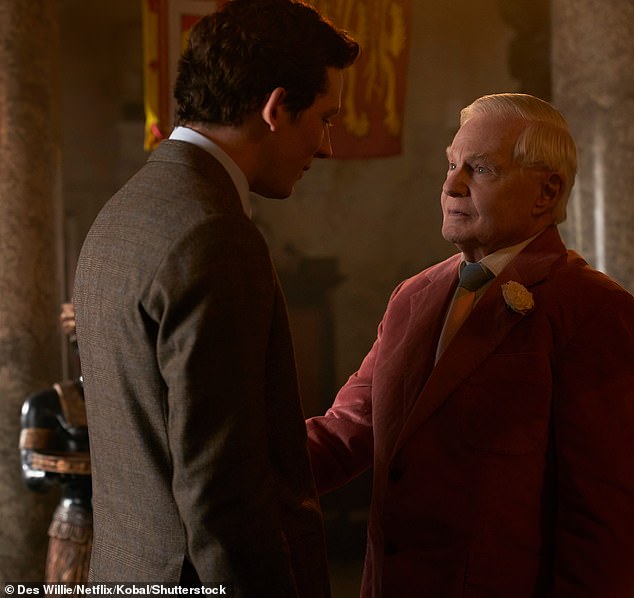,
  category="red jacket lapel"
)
[393,227,567,455]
